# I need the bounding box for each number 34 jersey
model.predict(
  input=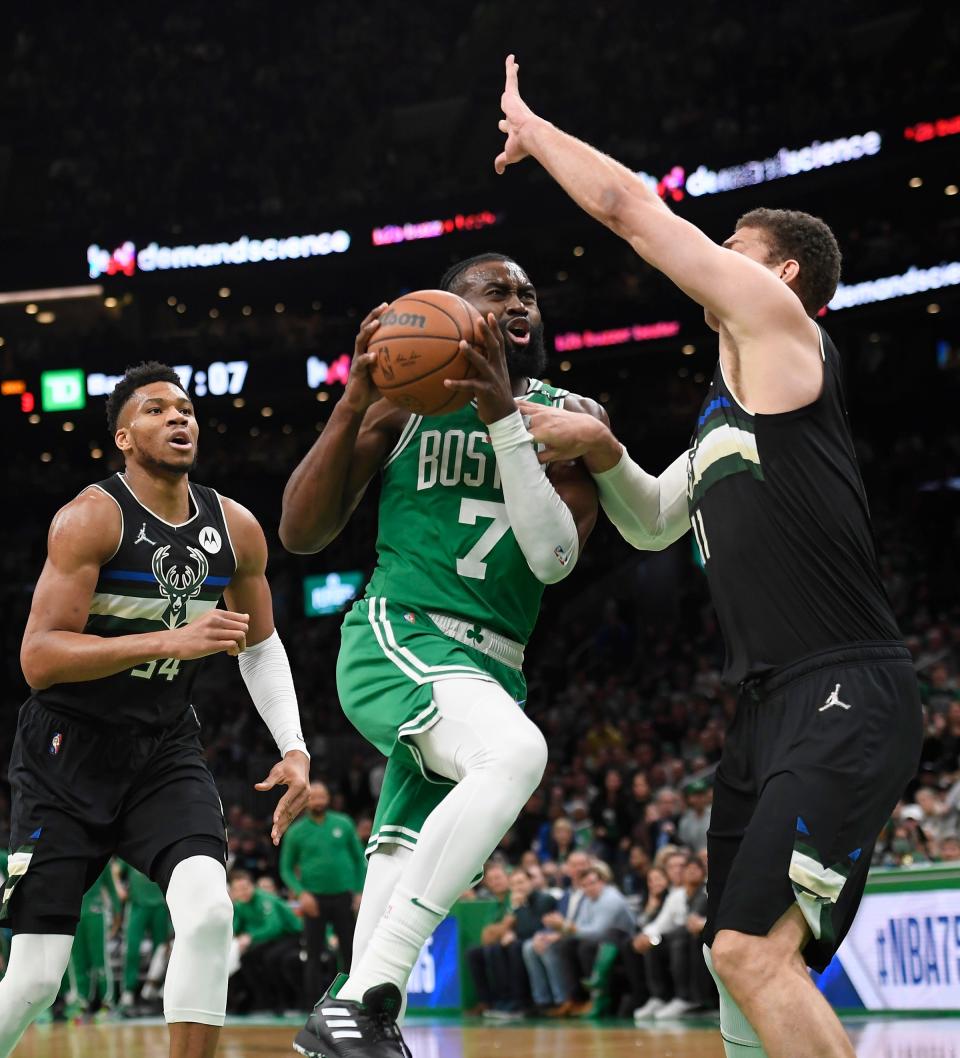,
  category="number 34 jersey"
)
[32,473,237,728]
[366,381,568,646]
